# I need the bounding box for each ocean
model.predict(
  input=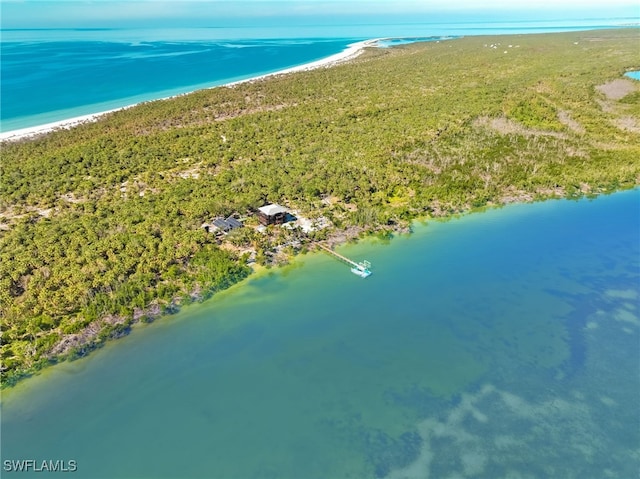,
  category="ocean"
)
[1,15,637,132]
[1,189,638,478]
